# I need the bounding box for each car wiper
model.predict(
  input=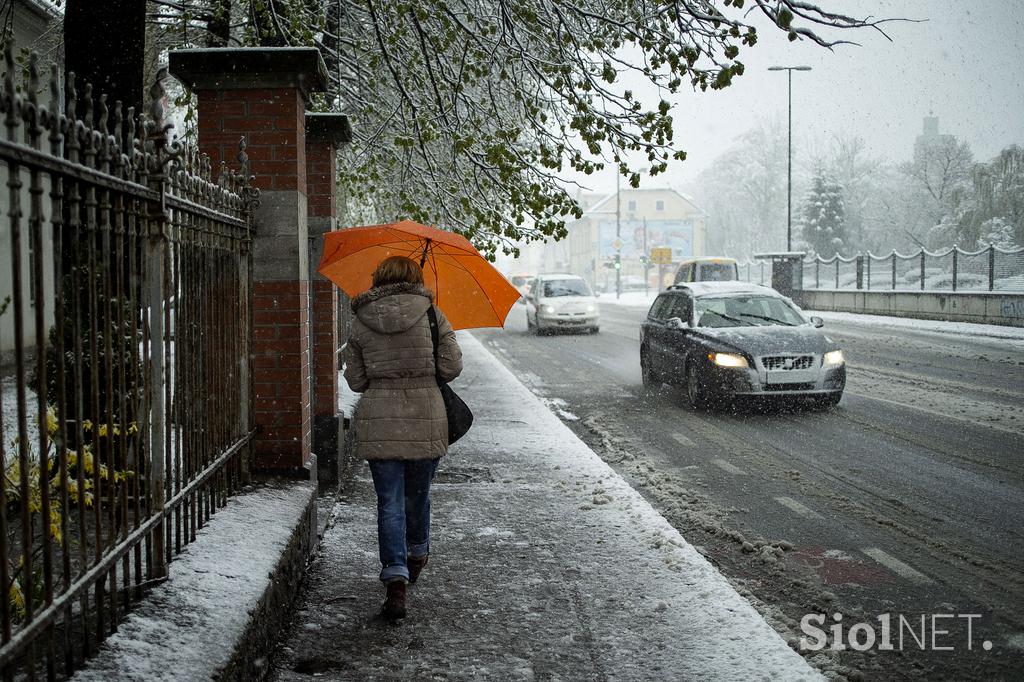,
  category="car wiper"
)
[699,310,751,326]
[737,313,794,326]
